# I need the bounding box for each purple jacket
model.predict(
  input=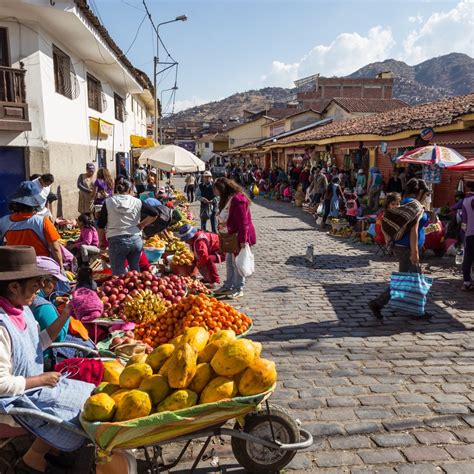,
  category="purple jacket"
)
[226,193,256,246]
